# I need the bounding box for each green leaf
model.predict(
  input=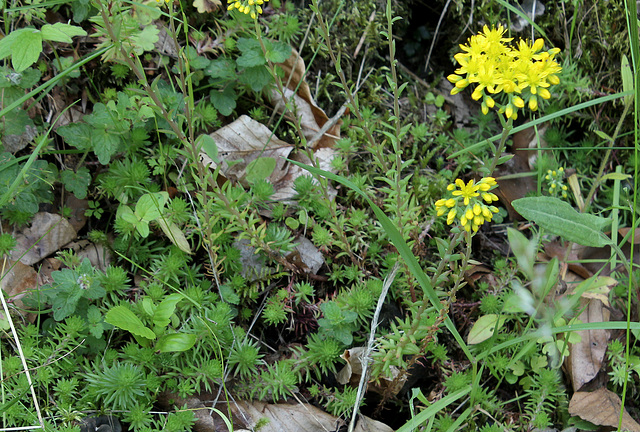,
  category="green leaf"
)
[57,123,93,151]
[265,41,291,63]
[157,218,192,254]
[210,86,237,116]
[622,54,633,104]
[135,192,169,222]
[512,196,612,247]
[239,65,272,92]
[117,205,138,226]
[153,293,182,329]
[40,23,87,43]
[196,134,218,163]
[105,305,156,340]
[205,58,236,80]
[467,314,504,344]
[245,157,276,184]
[12,30,43,72]
[237,37,265,67]
[0,29,31,60]
[601,172,631,182]
[60,167,91,199]
[92,128,121,165]
[155,333,197,352]
[131,25,159,54]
